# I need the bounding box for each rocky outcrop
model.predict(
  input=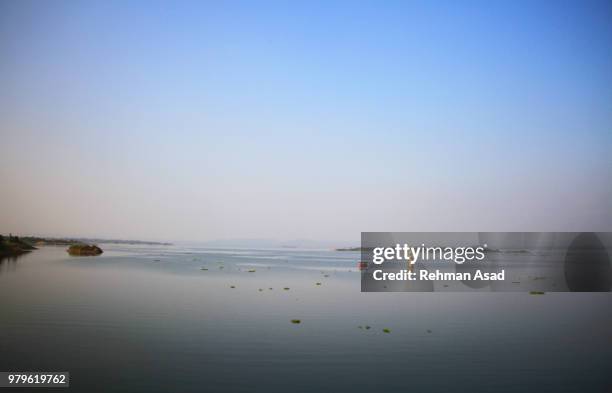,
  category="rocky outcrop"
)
[67,244,103,256]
